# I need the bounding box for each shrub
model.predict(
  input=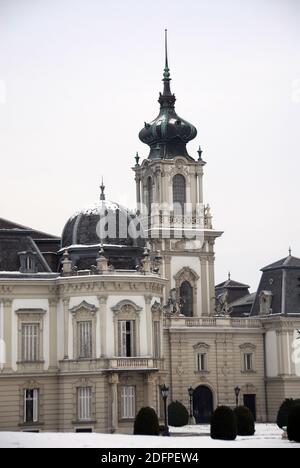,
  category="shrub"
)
[168,401,189,427]
[210,406,237,440]
[287,404,300,442]
[133,407,160,436]
[277,399,300,429]
[234,406,255,436]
